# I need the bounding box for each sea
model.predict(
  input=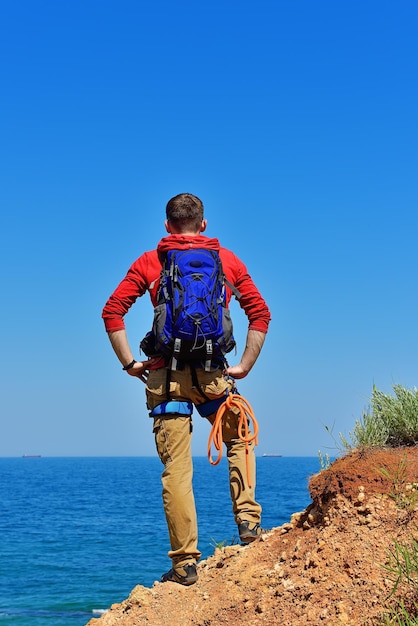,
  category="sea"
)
[0,456,320,626]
